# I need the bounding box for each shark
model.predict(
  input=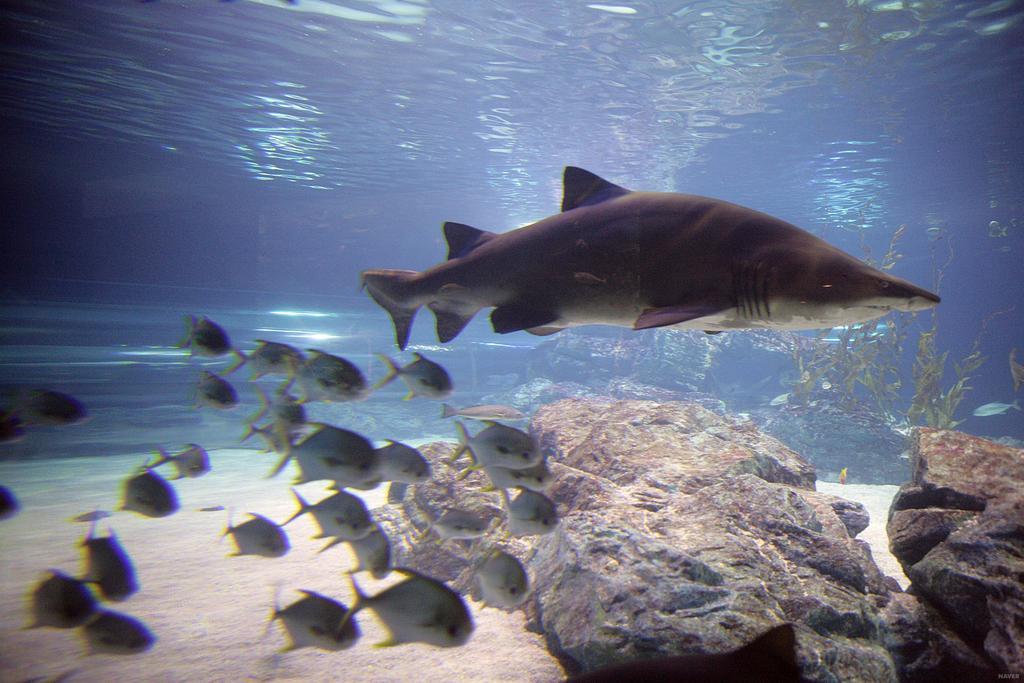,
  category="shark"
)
[362,167,940,350]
